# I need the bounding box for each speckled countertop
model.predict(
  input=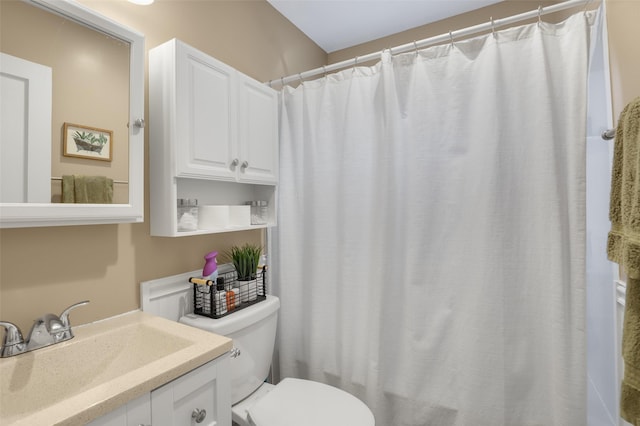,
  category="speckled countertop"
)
[0,310,232,426]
